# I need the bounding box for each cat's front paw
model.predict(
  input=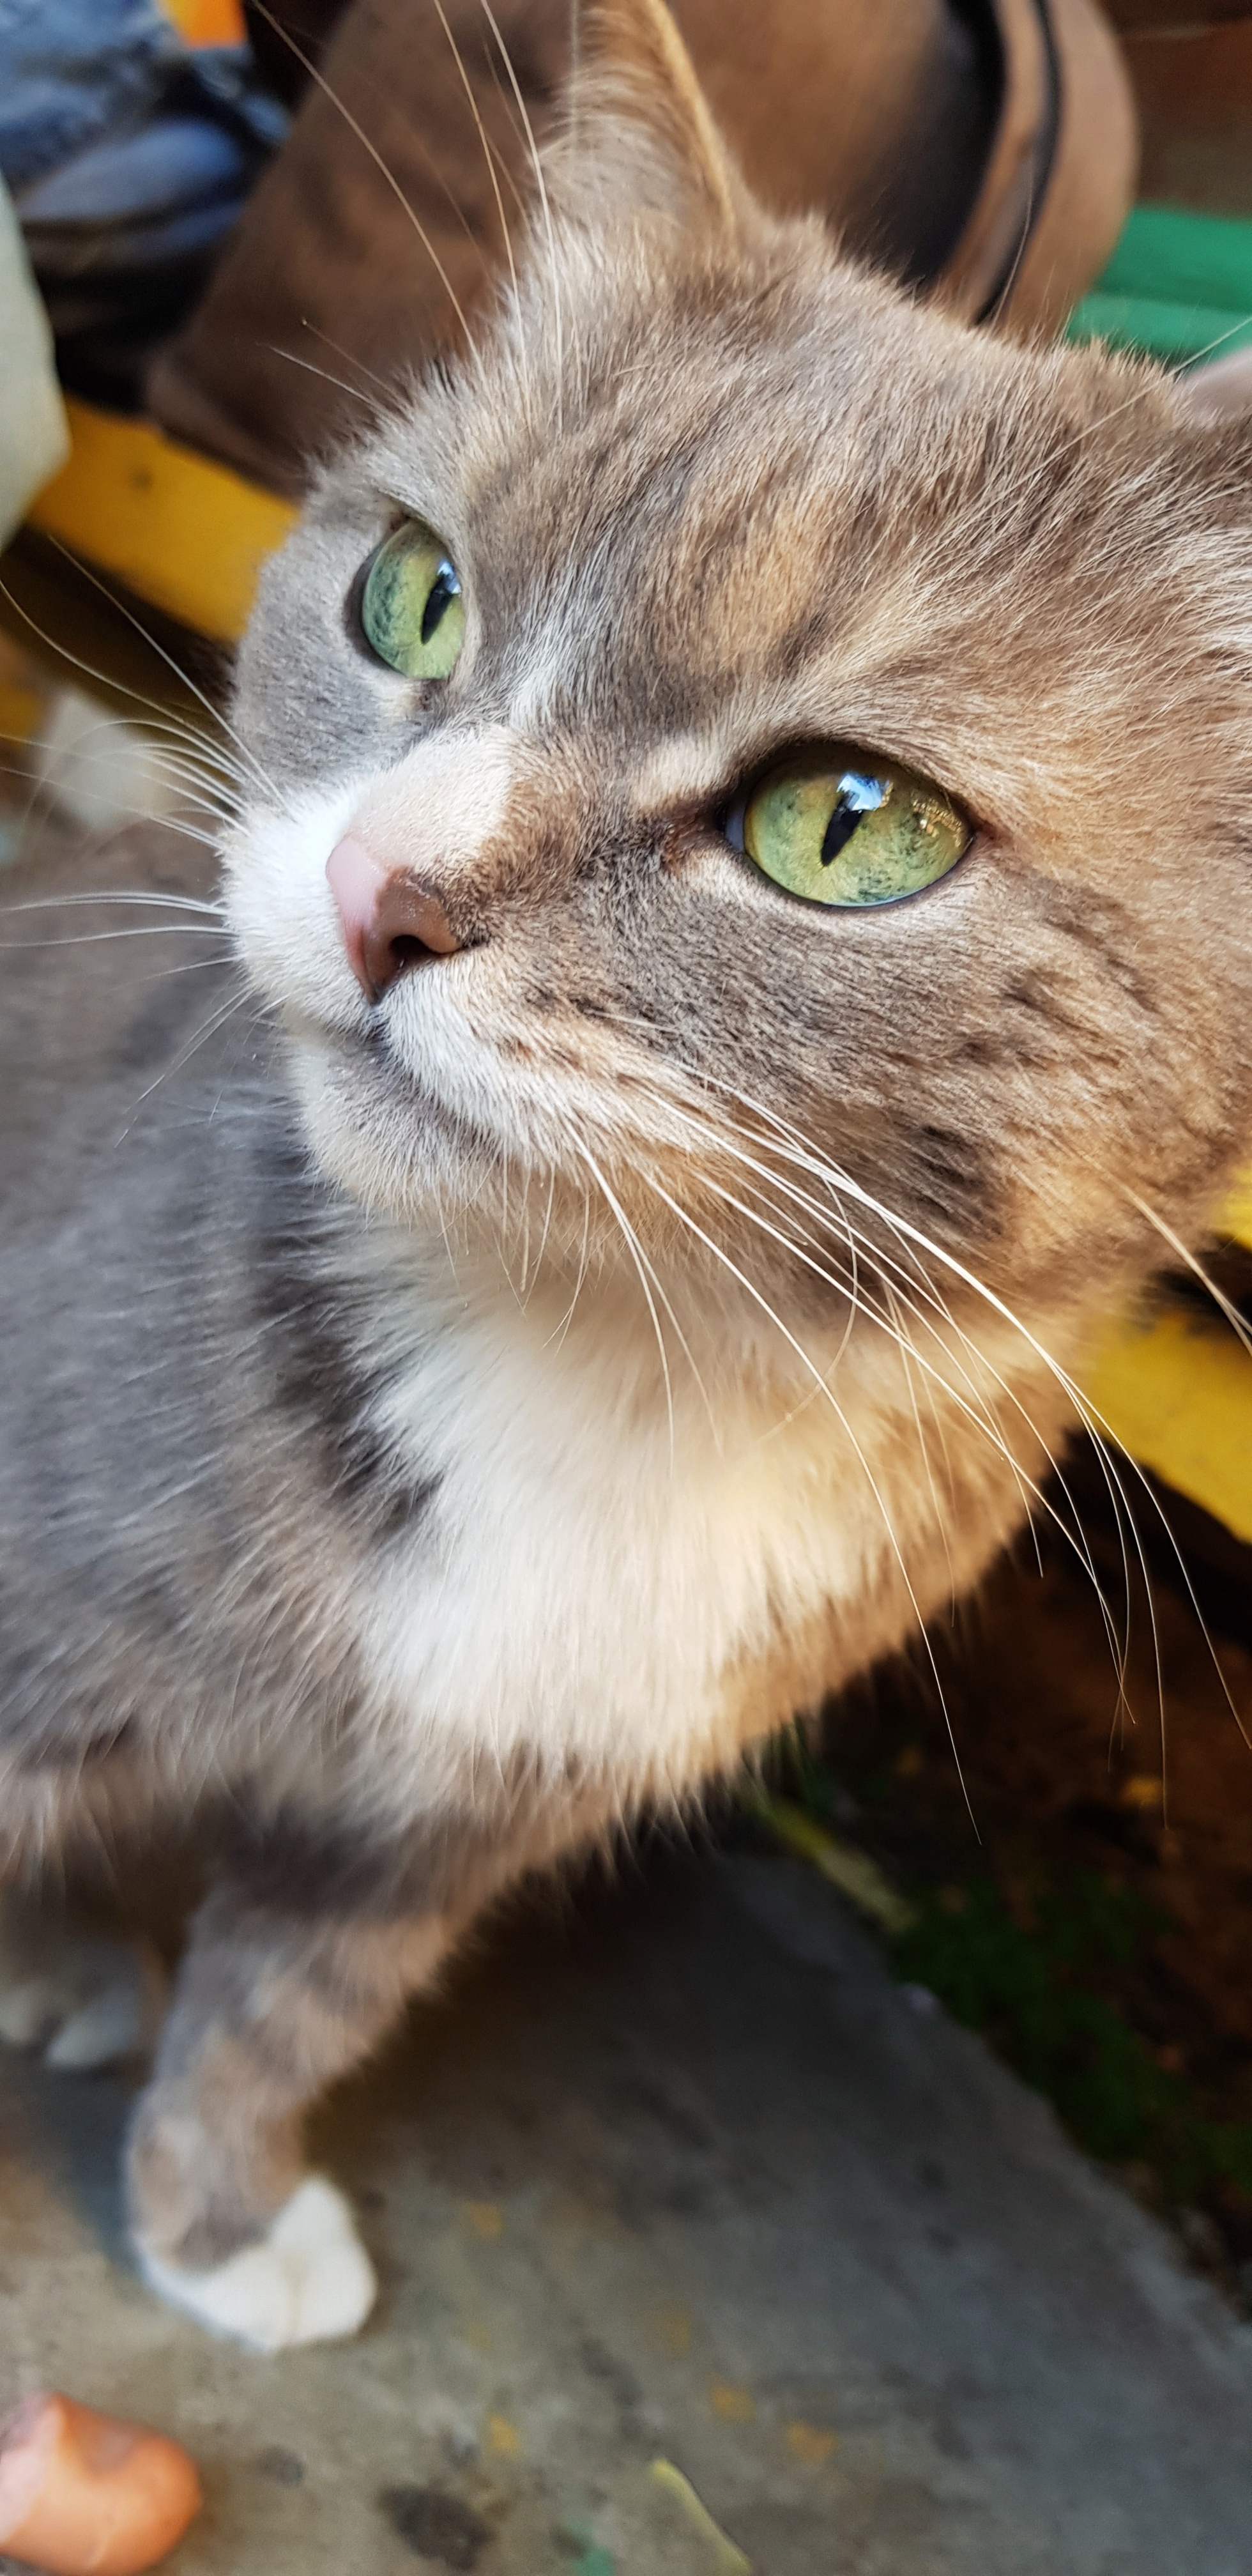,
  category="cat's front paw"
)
[138,2177,377,2350]
[0,1899,165,2069]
